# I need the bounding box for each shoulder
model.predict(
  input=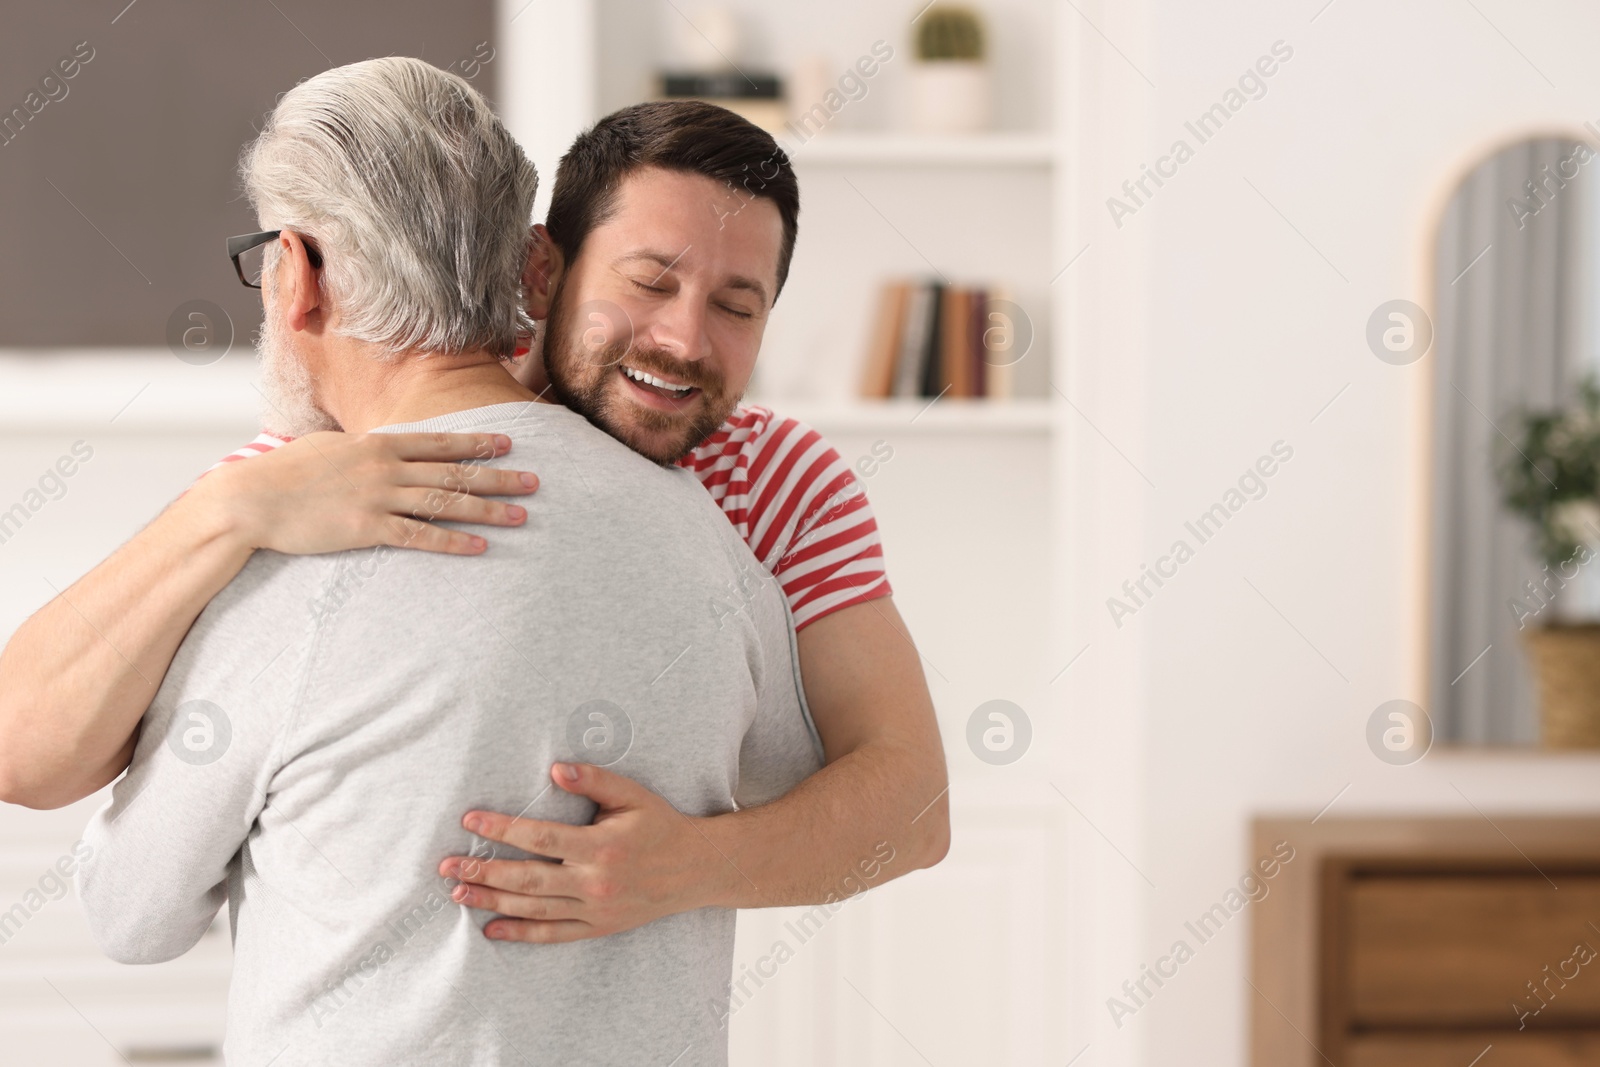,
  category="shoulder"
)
[685,405,894,629]
[690,405,864,518]
[680,404,844,487]
[195,550,335,635]
[681,404,784,466]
